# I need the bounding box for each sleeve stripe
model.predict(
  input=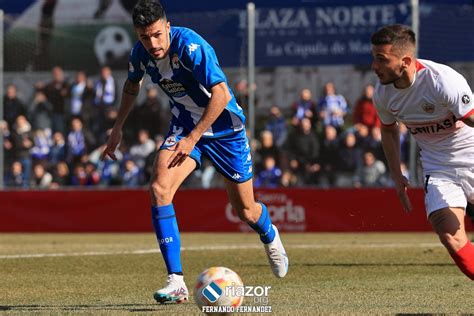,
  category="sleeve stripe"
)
[461,108,474,120]
[415,60,425,72]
